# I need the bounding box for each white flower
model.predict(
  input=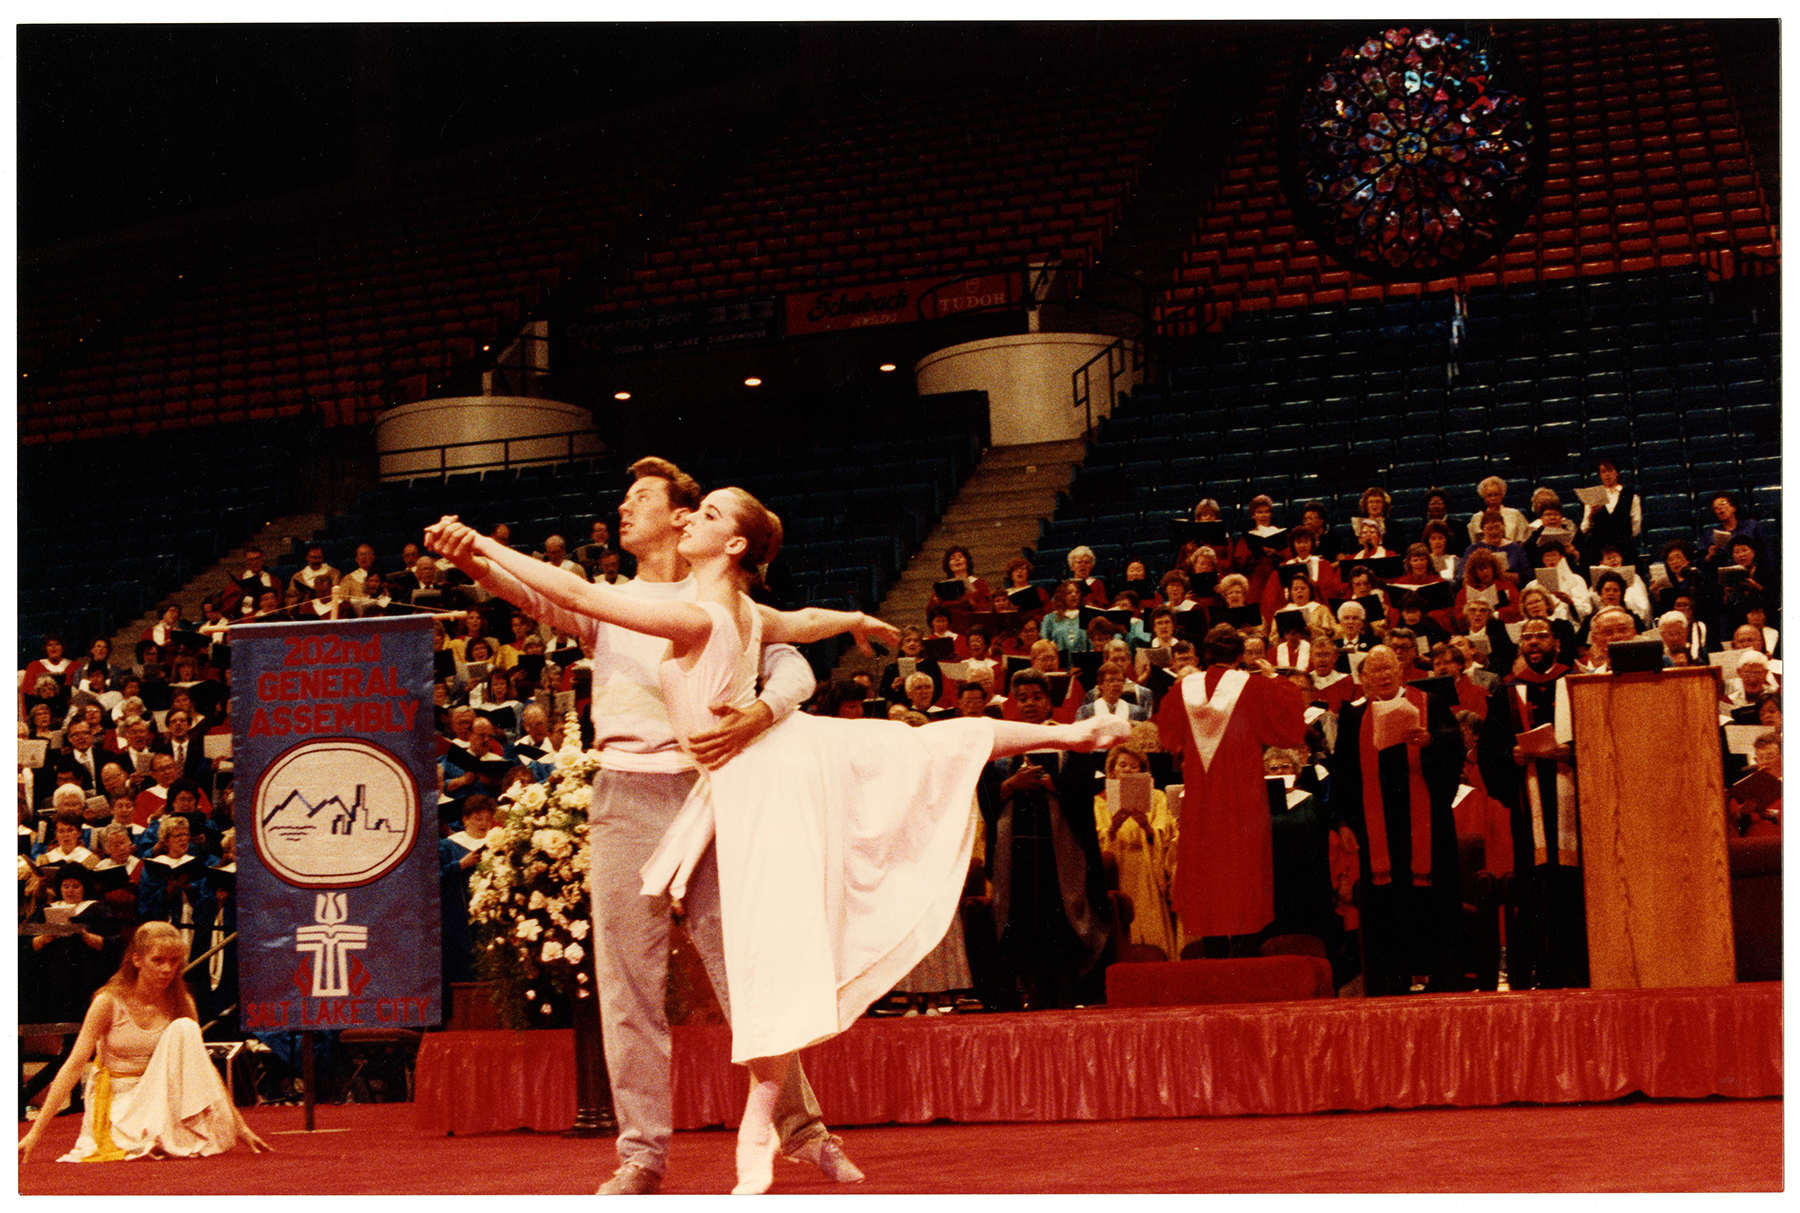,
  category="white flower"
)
[532,829,573,860]
[541,940,564,963]
[528,890,547,911]
[510,783,549,813]
[514,919,542,941]
[564,942,584,966]
[569,920,589,940]
[563,784,594,811]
